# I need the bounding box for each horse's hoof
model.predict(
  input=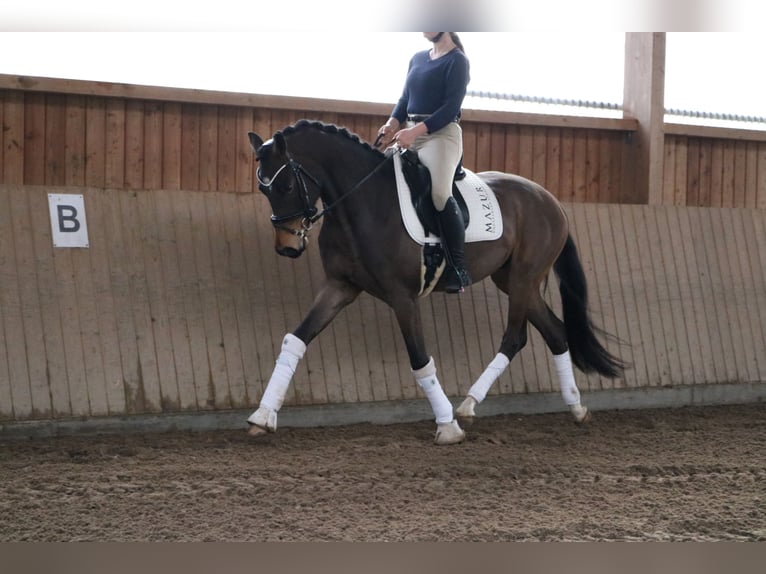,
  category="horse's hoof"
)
[434,420,465,445]
[578,409,593,424]
[455,396,477,426]
[571,404,592,424]
[456,414,474,427]
[247,424,268,437]
[246,406,278,434]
